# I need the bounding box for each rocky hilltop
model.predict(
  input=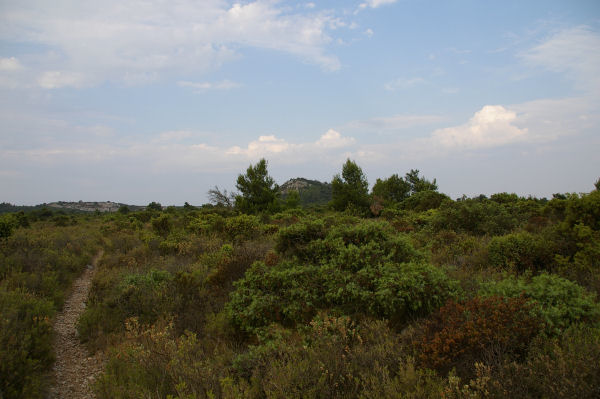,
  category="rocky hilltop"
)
[47,201,139,213]
[280,178,332,206]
